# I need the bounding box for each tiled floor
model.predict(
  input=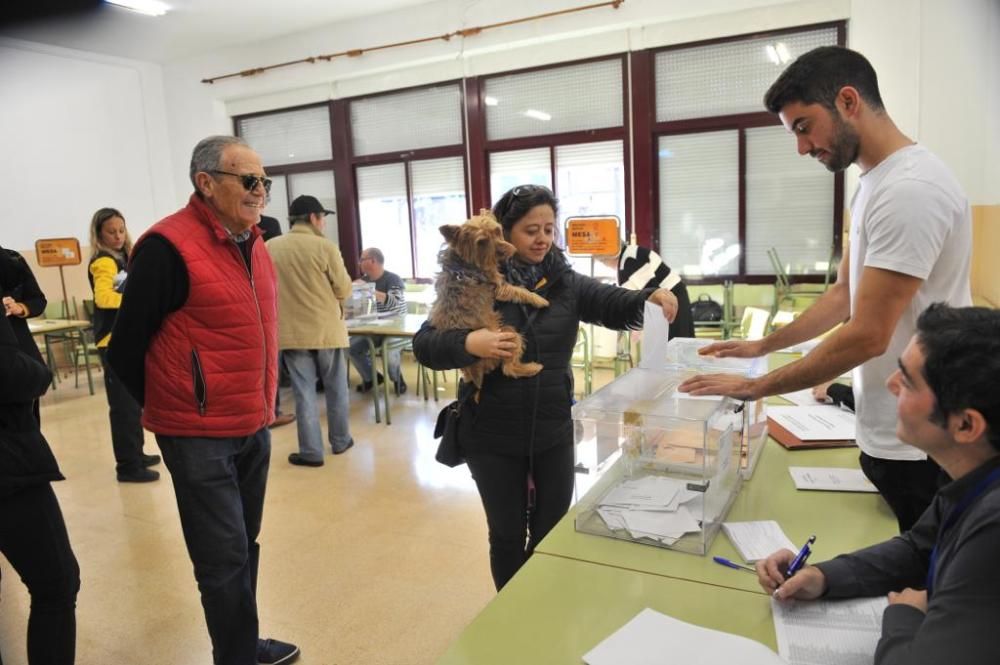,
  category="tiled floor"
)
[0,362,504,665]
